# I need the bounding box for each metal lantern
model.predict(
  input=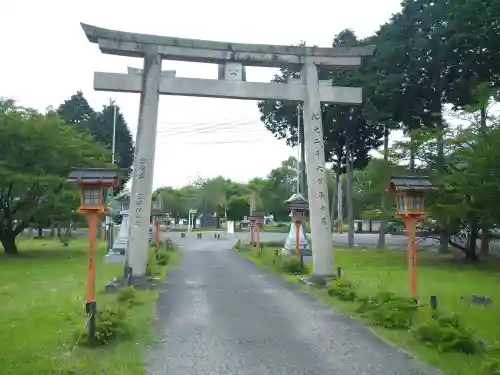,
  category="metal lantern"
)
[68,168,121,214]
[66,167,122,346]
[388,176,436,219]
[387,176,436,300]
